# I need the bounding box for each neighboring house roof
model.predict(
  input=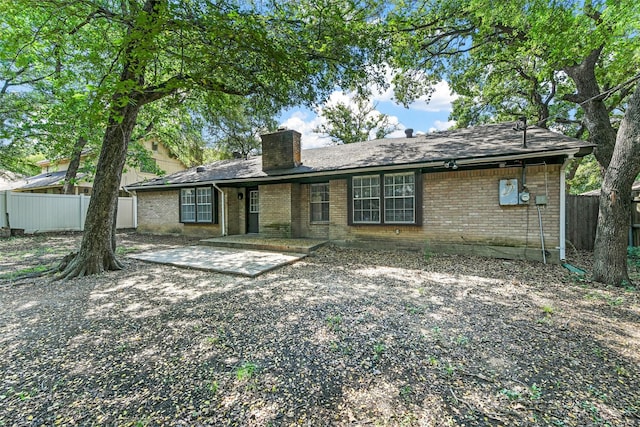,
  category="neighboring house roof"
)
[18,170,89,190]
[128,123,594,190]
[580,181,640,196]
